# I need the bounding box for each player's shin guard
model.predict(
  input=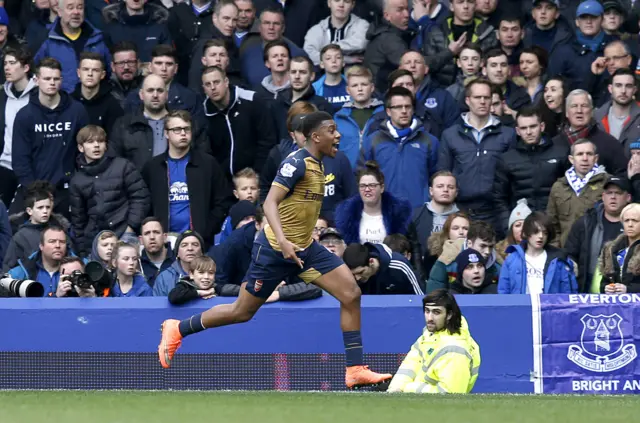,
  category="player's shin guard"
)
[178,313,206,337]
[343,330,364,367]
